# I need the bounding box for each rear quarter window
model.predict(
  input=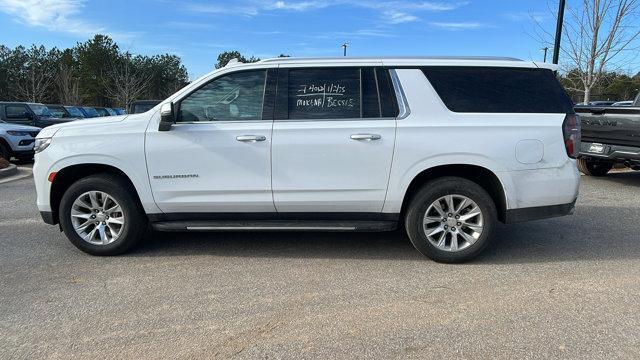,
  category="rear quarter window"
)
[421,67,574,114]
